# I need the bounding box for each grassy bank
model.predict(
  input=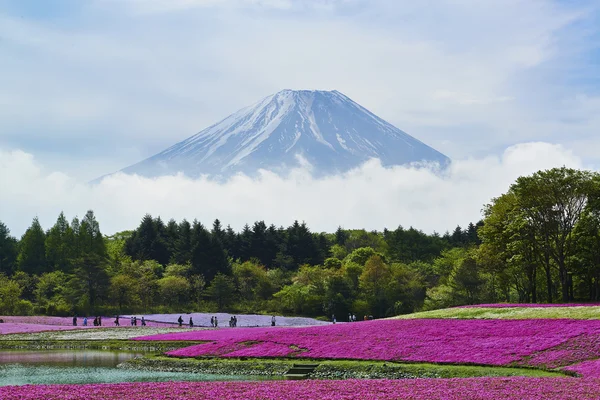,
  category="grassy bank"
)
[395,307,600,320]
[0,339,203,352]
[121,355,569,379]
